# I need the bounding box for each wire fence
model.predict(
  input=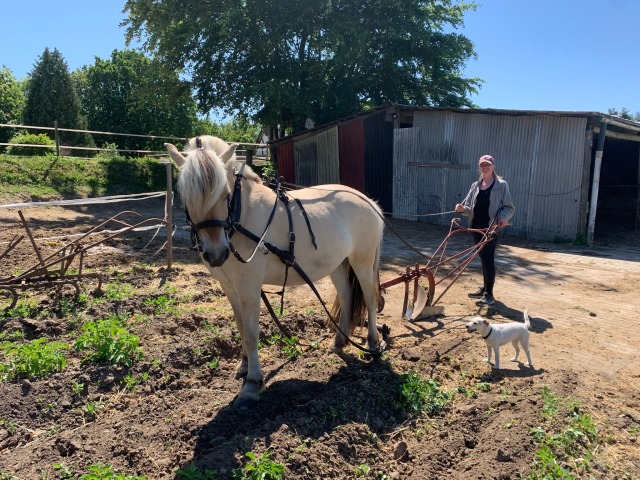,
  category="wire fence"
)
[0,122,270,164]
